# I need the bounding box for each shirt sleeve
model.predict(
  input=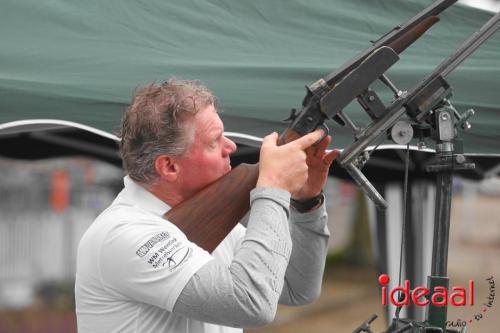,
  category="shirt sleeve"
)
[279,202,330,305]
[172,187,293,328]
[98,217,213,311]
